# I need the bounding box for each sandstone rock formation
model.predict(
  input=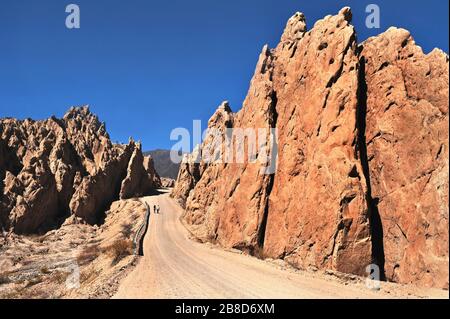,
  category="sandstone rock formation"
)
[119,142,159,200]
[264,8,373,277]
[172,8,449,288]
[360,28,449,288]
[171,146,201,207]
[143,155,162,189]
[0,106,161,233]
[161,177,175,188]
